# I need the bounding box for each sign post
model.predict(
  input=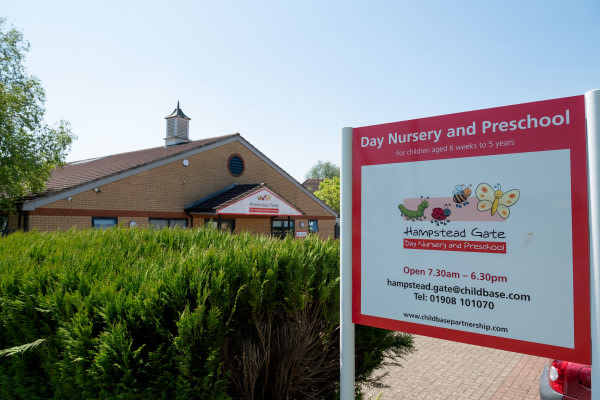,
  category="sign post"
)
[340,127,355,399]
[585,89,600,399]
